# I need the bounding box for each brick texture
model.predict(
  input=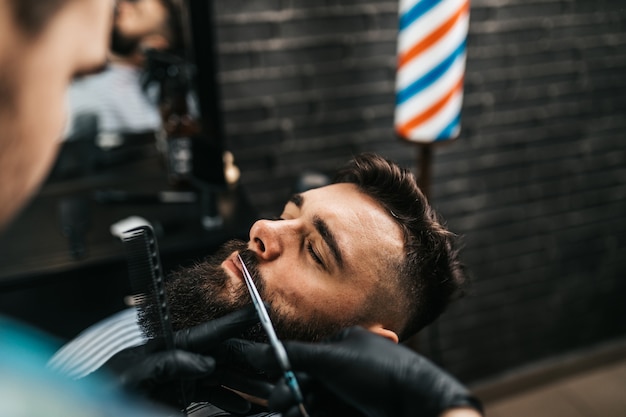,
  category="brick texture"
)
[210,0,626,384]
